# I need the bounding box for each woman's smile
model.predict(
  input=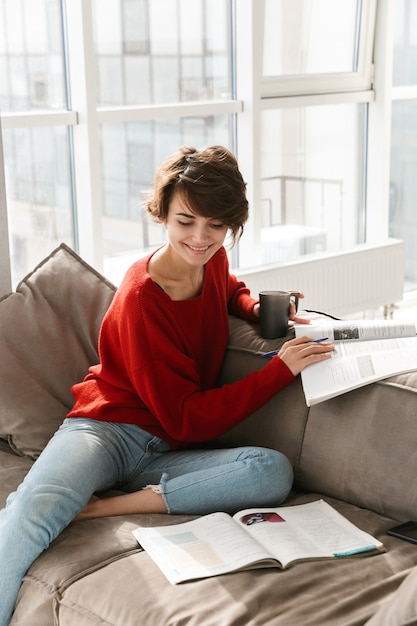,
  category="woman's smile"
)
[162,192,228,268]
[184,243,212,254]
